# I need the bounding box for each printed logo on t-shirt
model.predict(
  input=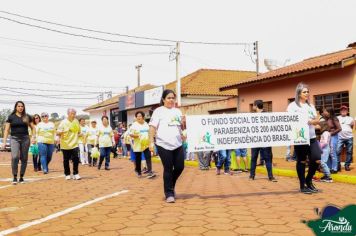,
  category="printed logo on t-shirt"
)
[168,116,181,126]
